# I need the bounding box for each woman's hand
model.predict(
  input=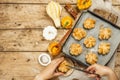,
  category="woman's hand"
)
[86,64,118,80]
[34,57,64,80]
